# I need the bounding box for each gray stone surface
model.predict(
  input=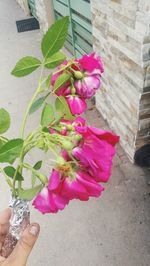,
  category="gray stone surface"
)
[0,1,150,266]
